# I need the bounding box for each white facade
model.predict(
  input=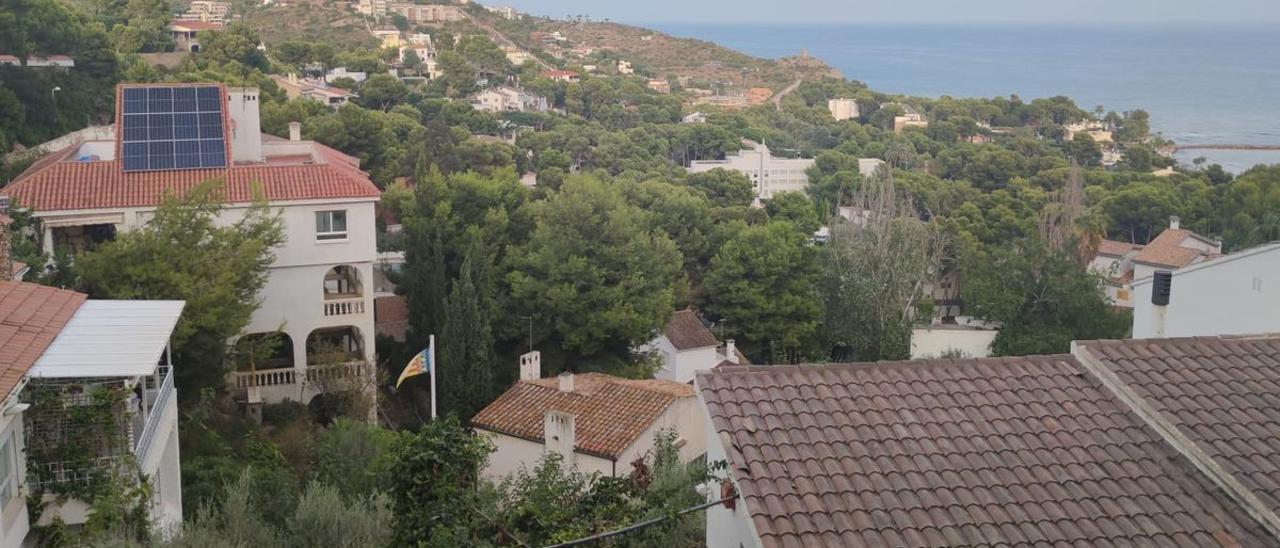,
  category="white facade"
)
[688,143,815,199]
[828,98,859,121]
[700,388,762,548]
[910,326,998,359]
[0,408,30,548]
[470,86,548,114]
[1132,243,1280,339]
